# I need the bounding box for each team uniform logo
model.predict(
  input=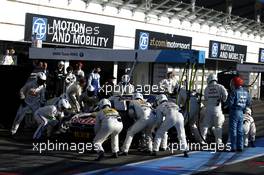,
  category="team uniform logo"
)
[32,17,47,41]
[139,32,149,50]
[211,42,219,58]
[79,52,84,57]
[103,108,118,115]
